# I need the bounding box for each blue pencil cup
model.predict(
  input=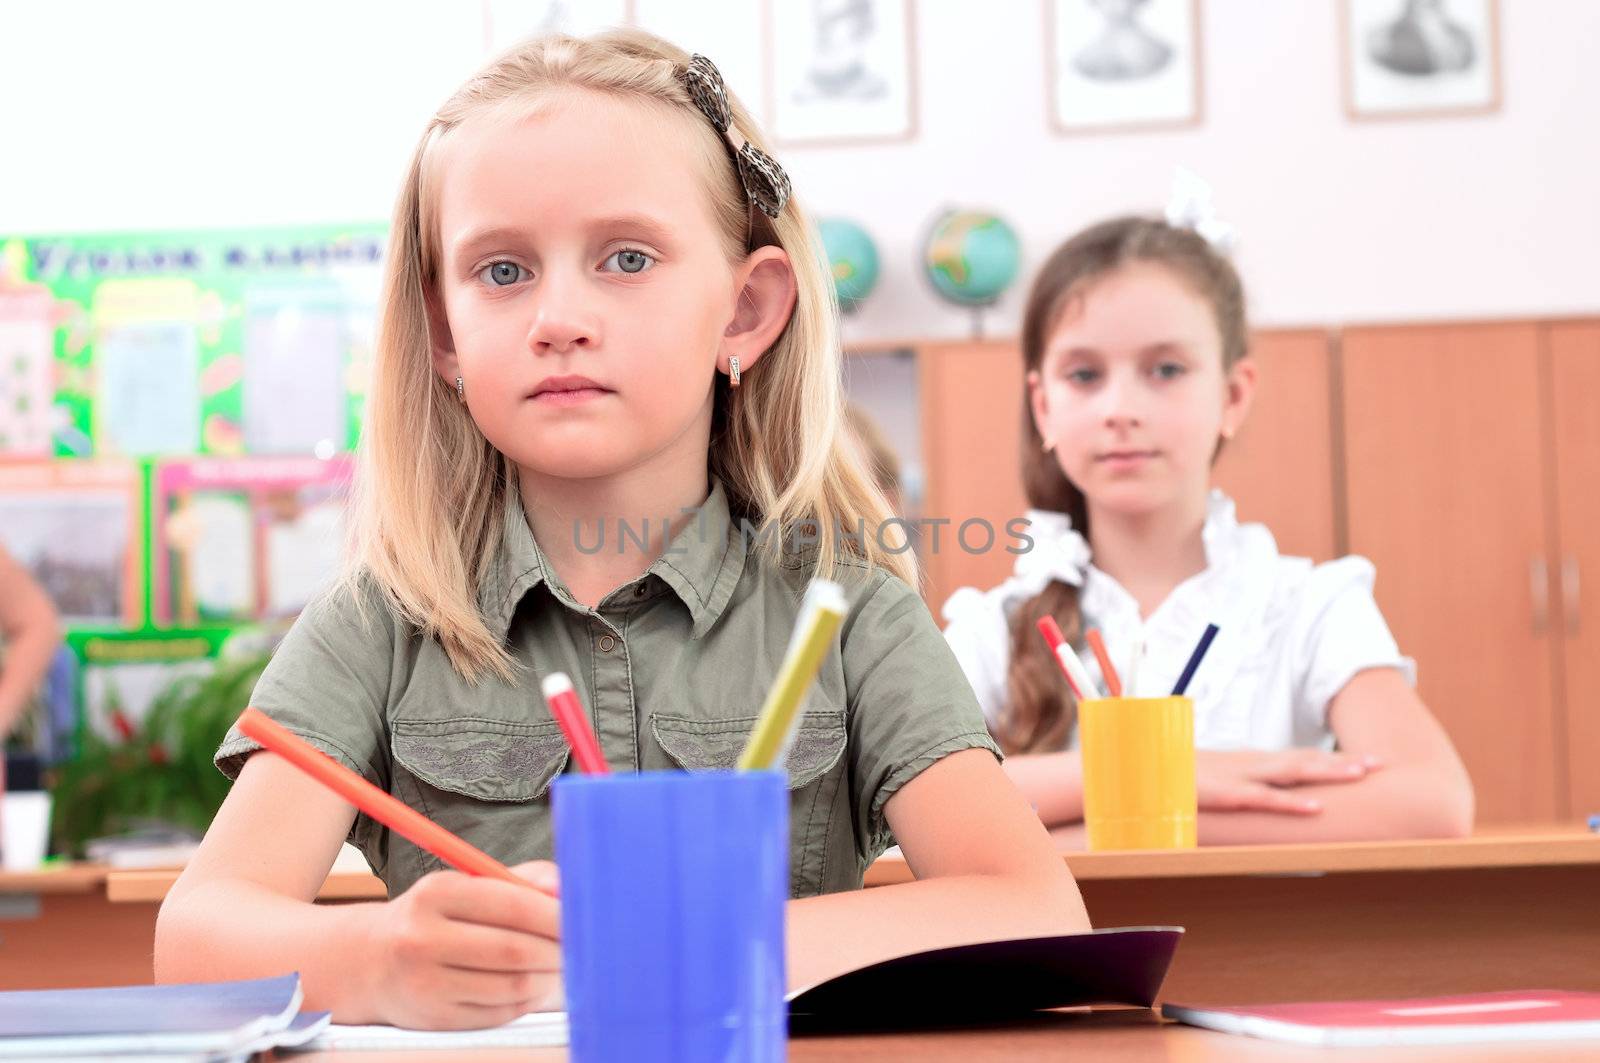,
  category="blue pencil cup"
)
[552,770,788,1062]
